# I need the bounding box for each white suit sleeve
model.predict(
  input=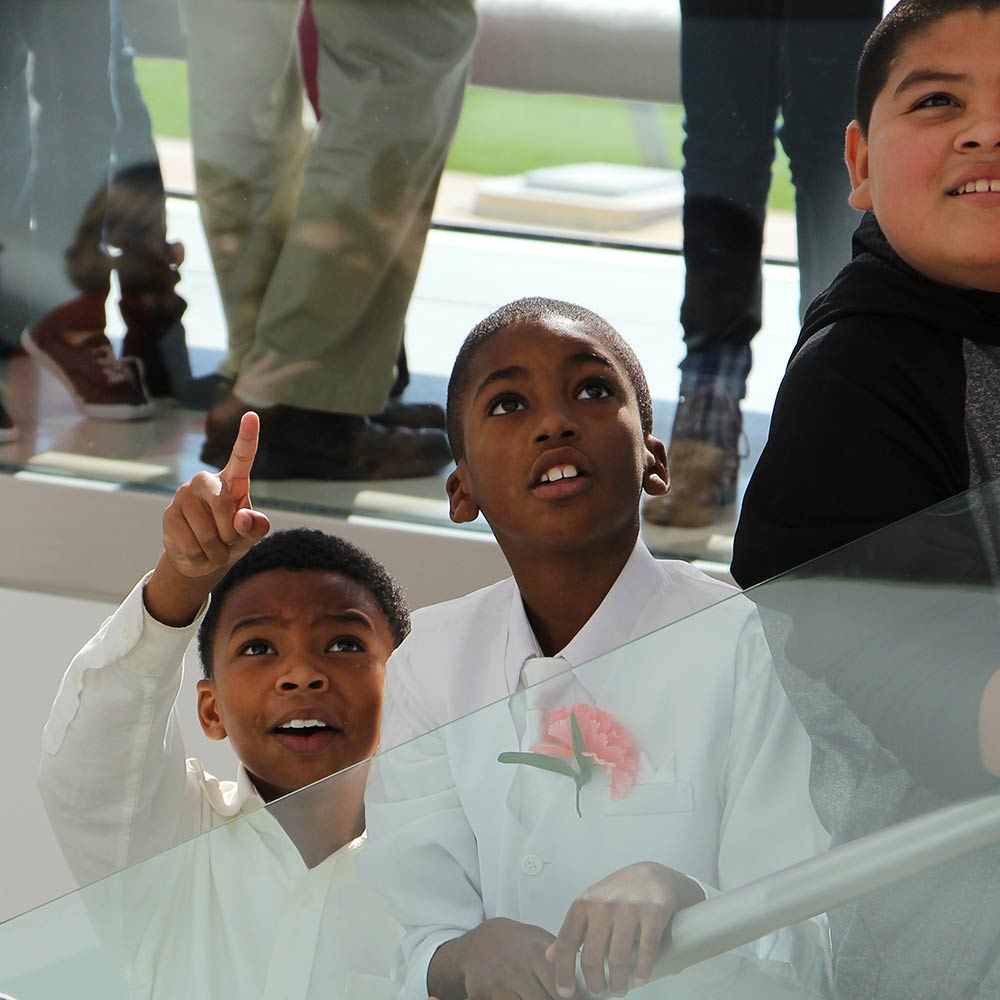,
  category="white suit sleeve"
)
[37,573,209,887]
[362,653,485,1000]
